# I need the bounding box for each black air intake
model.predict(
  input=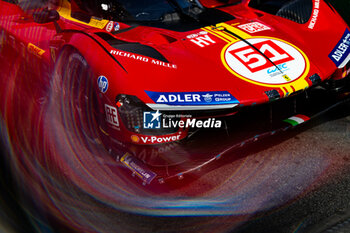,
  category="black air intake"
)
[95,32,168,63]
[276,0,313,24]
